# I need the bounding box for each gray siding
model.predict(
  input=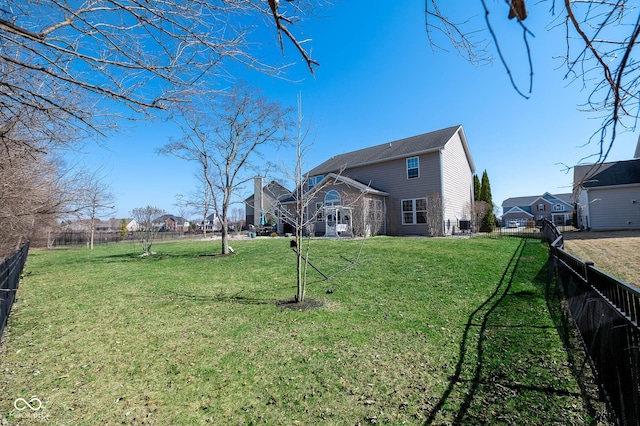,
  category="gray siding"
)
[441,131,474,234]
[335,152,442,235]
[587,185,640,230]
